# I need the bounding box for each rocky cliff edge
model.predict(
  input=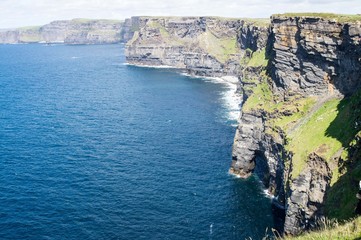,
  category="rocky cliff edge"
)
[126,14,361,236]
